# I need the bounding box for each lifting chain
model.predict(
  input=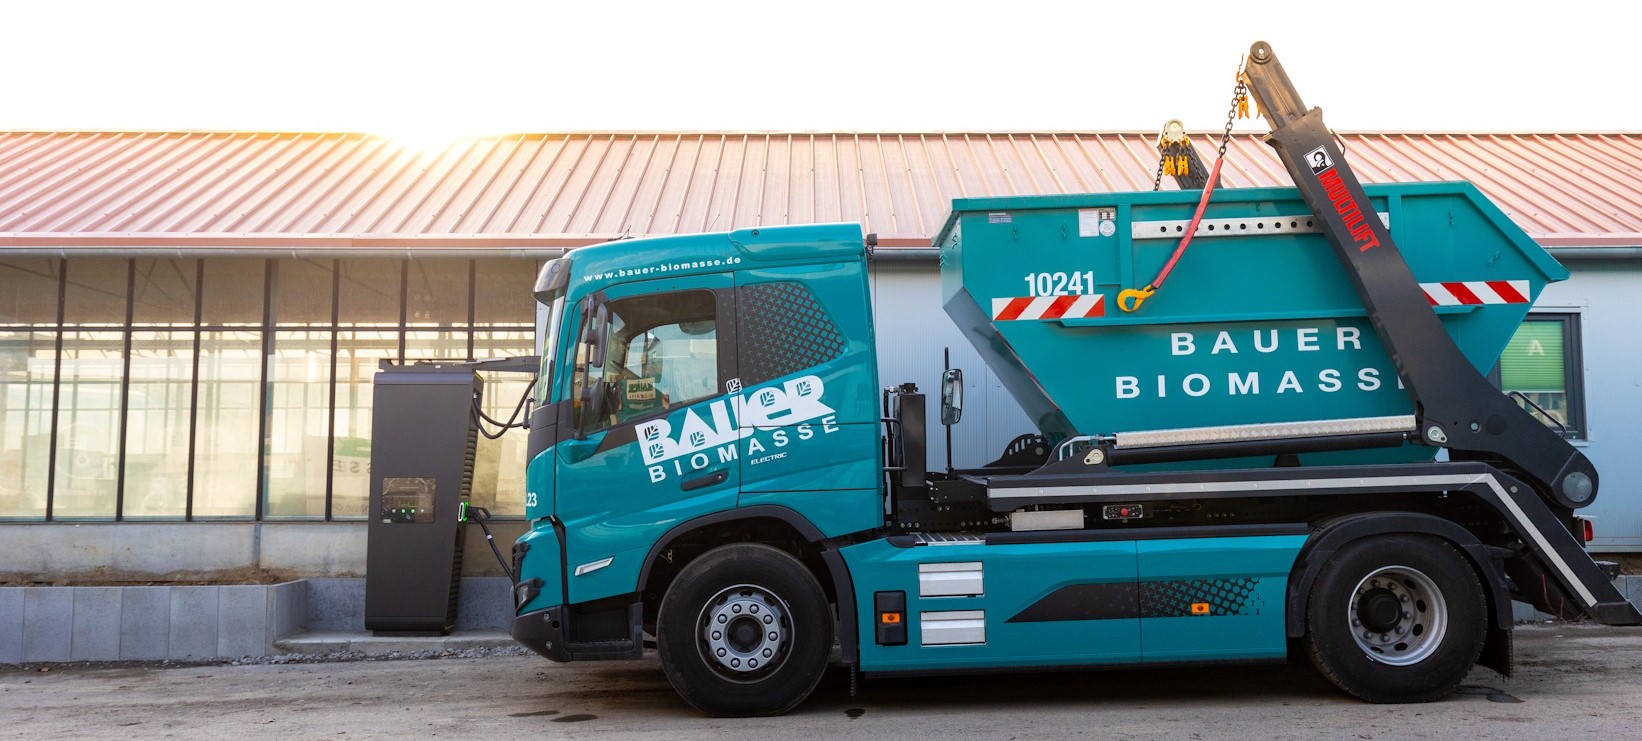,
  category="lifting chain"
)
[1123,58,1254,313]
[1153,62,1251,190]
[1218,67,1251,160]
[1151,146,1169,192]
